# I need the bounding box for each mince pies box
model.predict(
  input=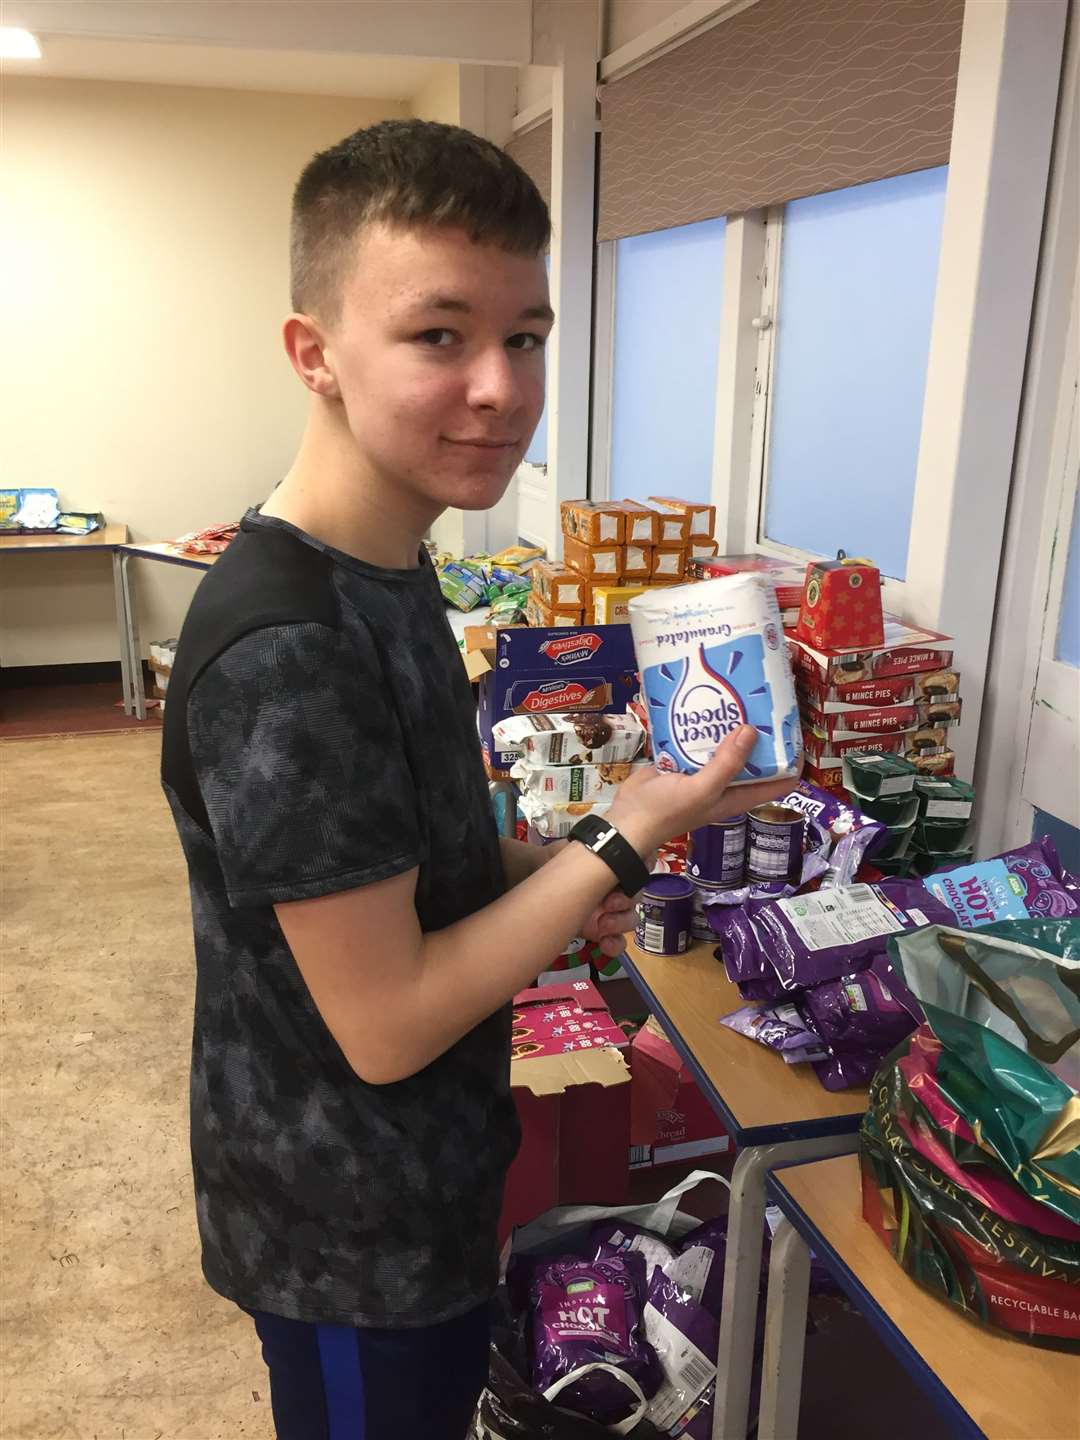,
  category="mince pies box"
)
[629,1019,731,1171]
[478,624,639,776]
[788,618,953,685]
[499,982,631,1243]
